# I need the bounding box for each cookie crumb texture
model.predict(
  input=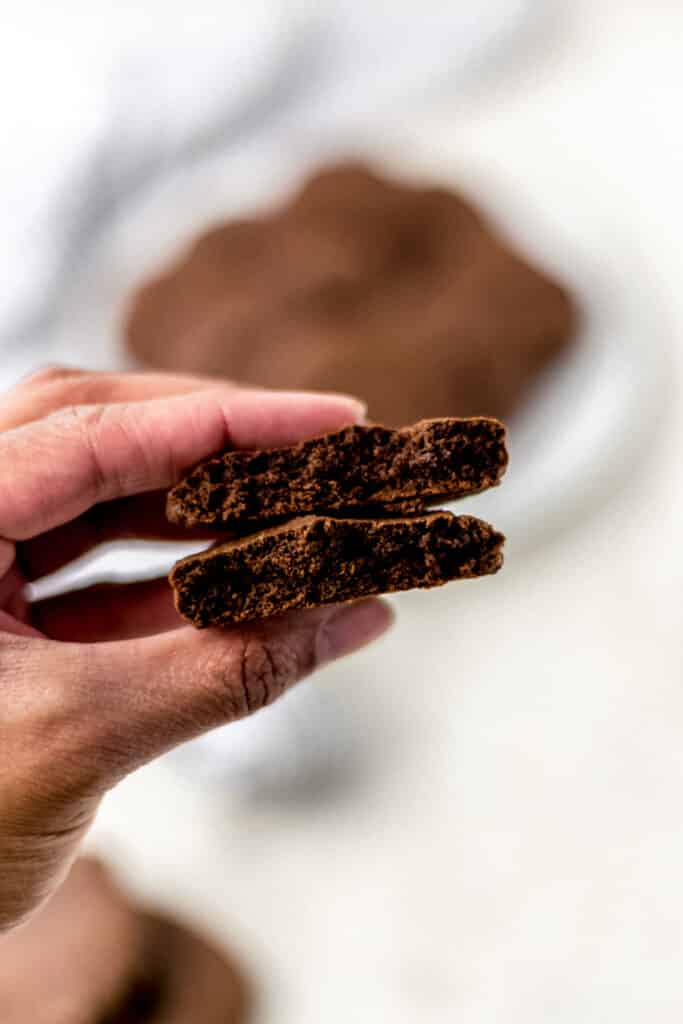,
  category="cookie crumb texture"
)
[167,417,507,528]
[171,512,504,627]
